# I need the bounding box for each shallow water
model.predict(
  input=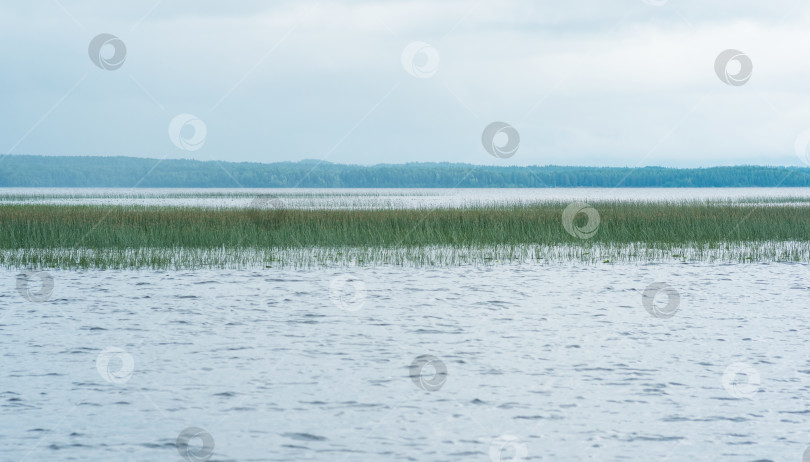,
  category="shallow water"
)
[2,263,809,461]
[2,187,810,209]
